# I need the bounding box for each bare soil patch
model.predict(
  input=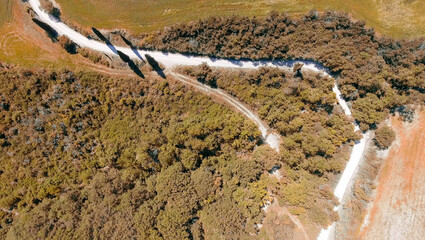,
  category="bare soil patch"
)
[261,199,310,240]
[360,111,425,240]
